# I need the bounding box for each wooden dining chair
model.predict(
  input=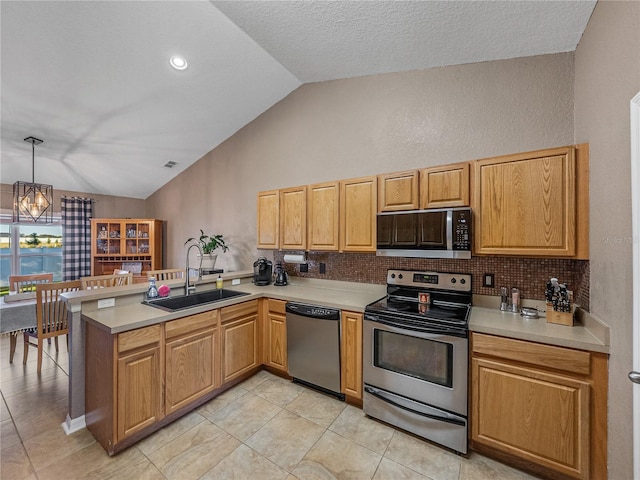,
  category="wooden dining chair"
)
[23,280,81,372]
[8,273,53,293]
[80,272,134,290]
[146,268,185,281]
